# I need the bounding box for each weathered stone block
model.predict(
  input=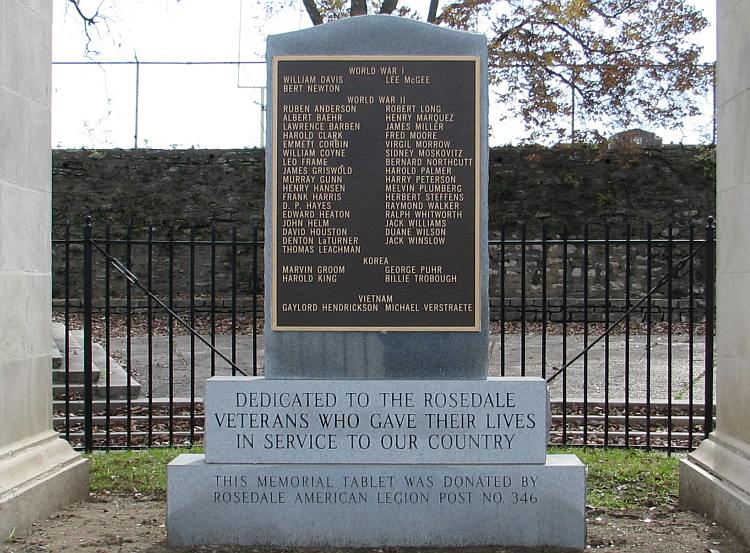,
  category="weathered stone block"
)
[0,185,50,272]
[167,453,586,549]
[0,89,25,185]
[205,376,549,465]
